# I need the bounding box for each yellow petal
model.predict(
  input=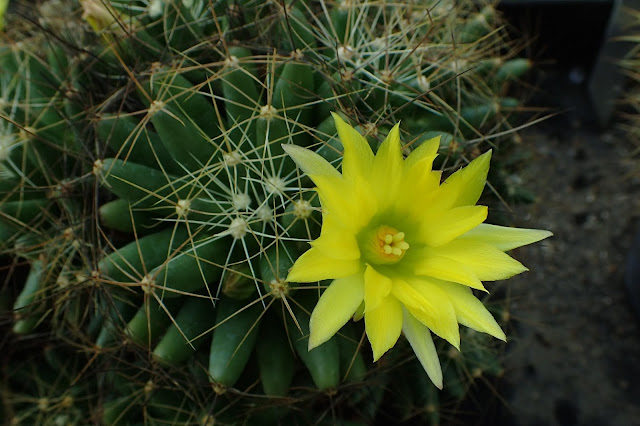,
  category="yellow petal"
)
[311,229,360,260]
[420,205,488,247]
[374,123,402,170]
[404,135,440,171]
[353,300,365,321]
[282,141,376,231]
[315,180,352,220]
[437,239,528,281]
[364,265,392,312]
[345,176,379,229]
[402,308,443,389]
[432,280,505,340]
[282,145,349,212]
[392,279,460,349]
[316,177,378,232]
[282,144,342,181]
[286,247,361,282]
[399,137,442,219]
[413,253,486,291]
[372,124,403,206]
[397,169,441,221]
[437,150,492,208]
[284,122,378,230]
[460,223,553,252]
[365,295,403,361]
[309,274,365,349]
[331,112,373,181]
